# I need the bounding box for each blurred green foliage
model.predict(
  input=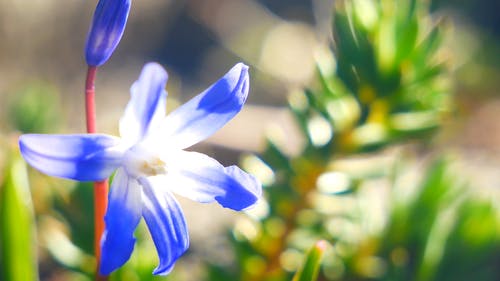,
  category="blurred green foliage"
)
[0,140,38,281]
[337,158,500,281]
[204,0,498,281]
[325,0,449,153]
[8,83,61,134]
